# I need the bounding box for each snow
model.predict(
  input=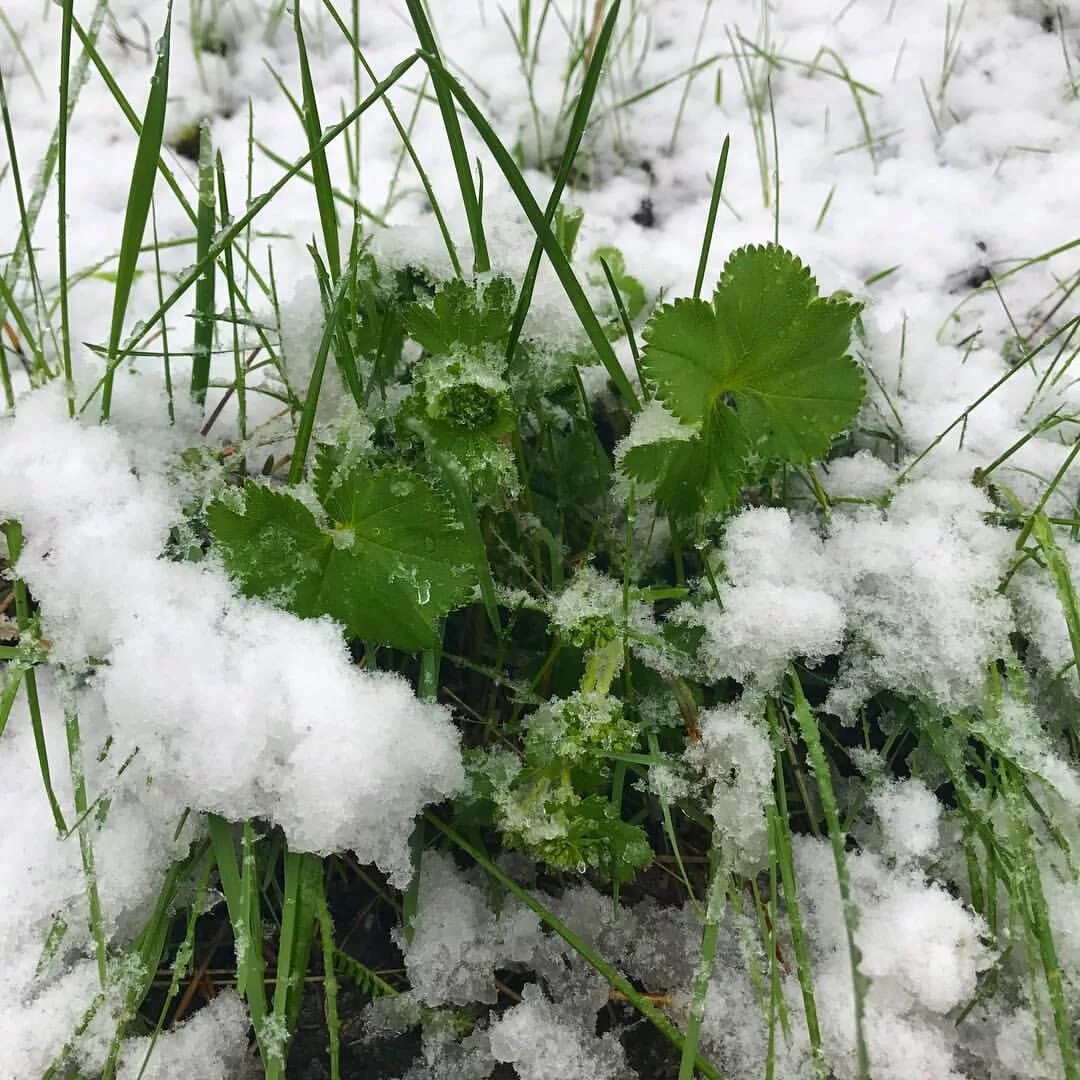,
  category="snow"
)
[689,699,775,873]
[117,991,251,1080]
[2,0,1080,1074]
[682,478,1015,715]
[488,984,635,1080]
[870,778,943,862]
[0,393,464,881]
[398,851,539,1007]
